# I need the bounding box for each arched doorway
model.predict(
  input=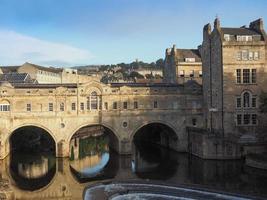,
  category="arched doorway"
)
[68,124,119,183]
